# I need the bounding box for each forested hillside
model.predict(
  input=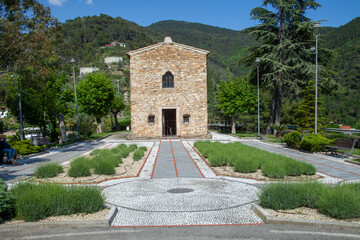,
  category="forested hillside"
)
[148,20,257,76]
[56,15,360,127]
[321,18,360,126]
[57,14,161,64]
[323,17,360,90]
